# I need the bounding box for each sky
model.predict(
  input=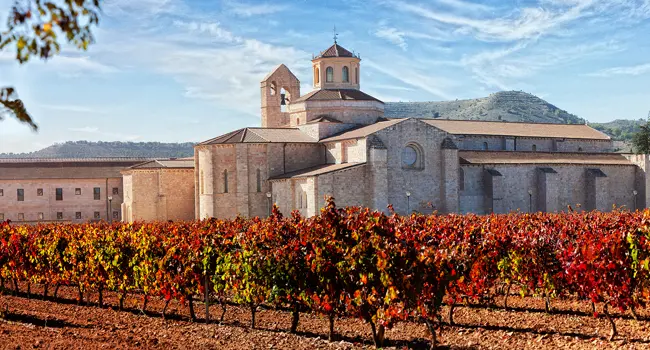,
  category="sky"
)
[1,0,649,153]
